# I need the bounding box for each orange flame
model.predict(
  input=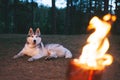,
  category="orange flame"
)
[77,14,116,70]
